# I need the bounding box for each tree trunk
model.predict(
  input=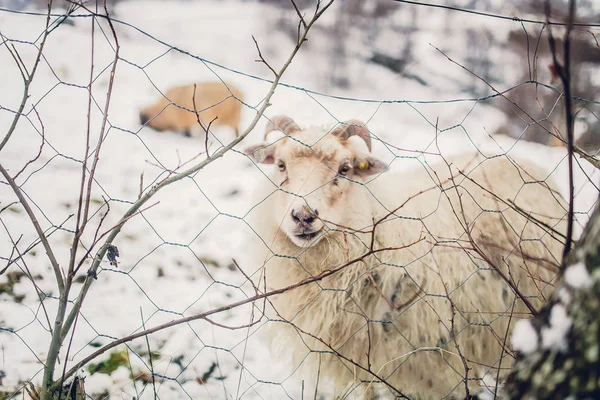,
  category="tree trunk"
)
[503,202,600,399]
